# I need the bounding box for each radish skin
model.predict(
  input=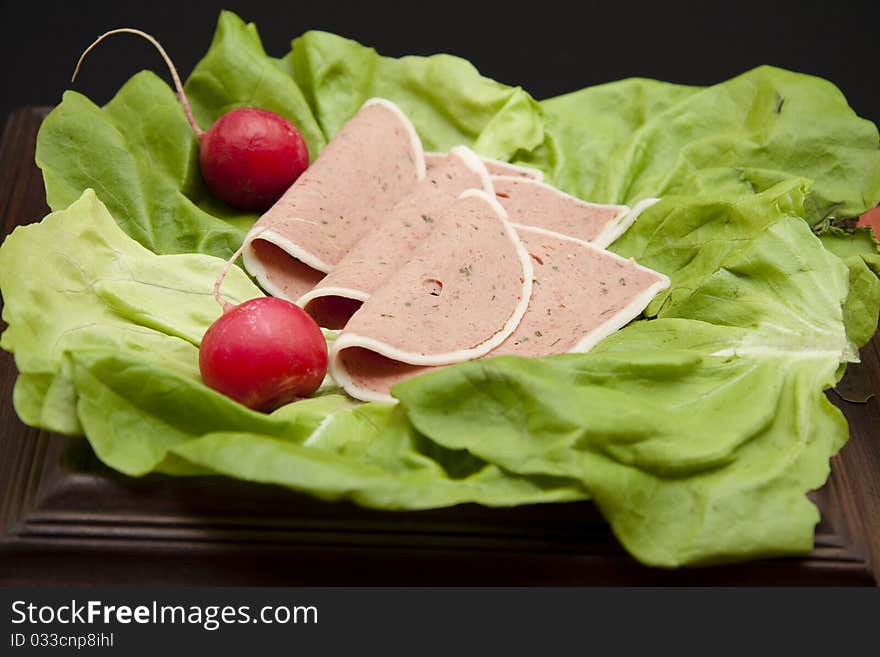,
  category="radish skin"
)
[200,297,328,411]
